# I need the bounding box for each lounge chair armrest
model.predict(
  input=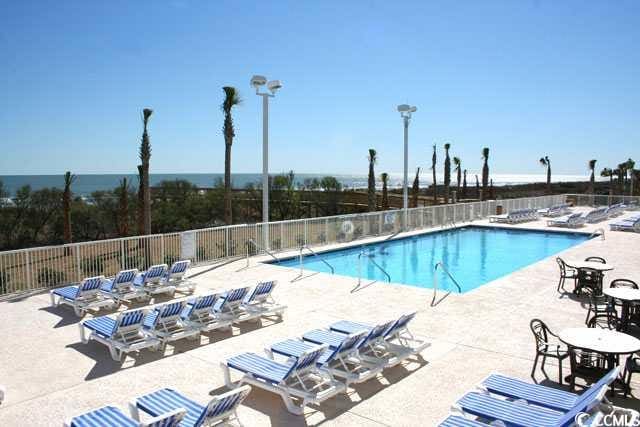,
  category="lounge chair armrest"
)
[141,408,186,426]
